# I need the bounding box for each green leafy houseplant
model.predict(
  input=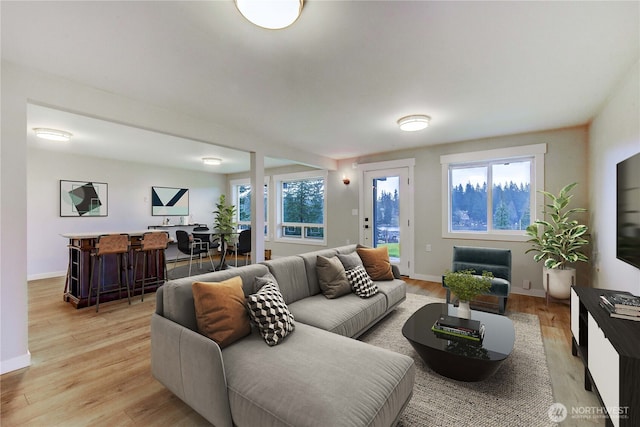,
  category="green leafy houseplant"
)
[444,269,493,302]
[213,194,237,244]
[525,182,589,270]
